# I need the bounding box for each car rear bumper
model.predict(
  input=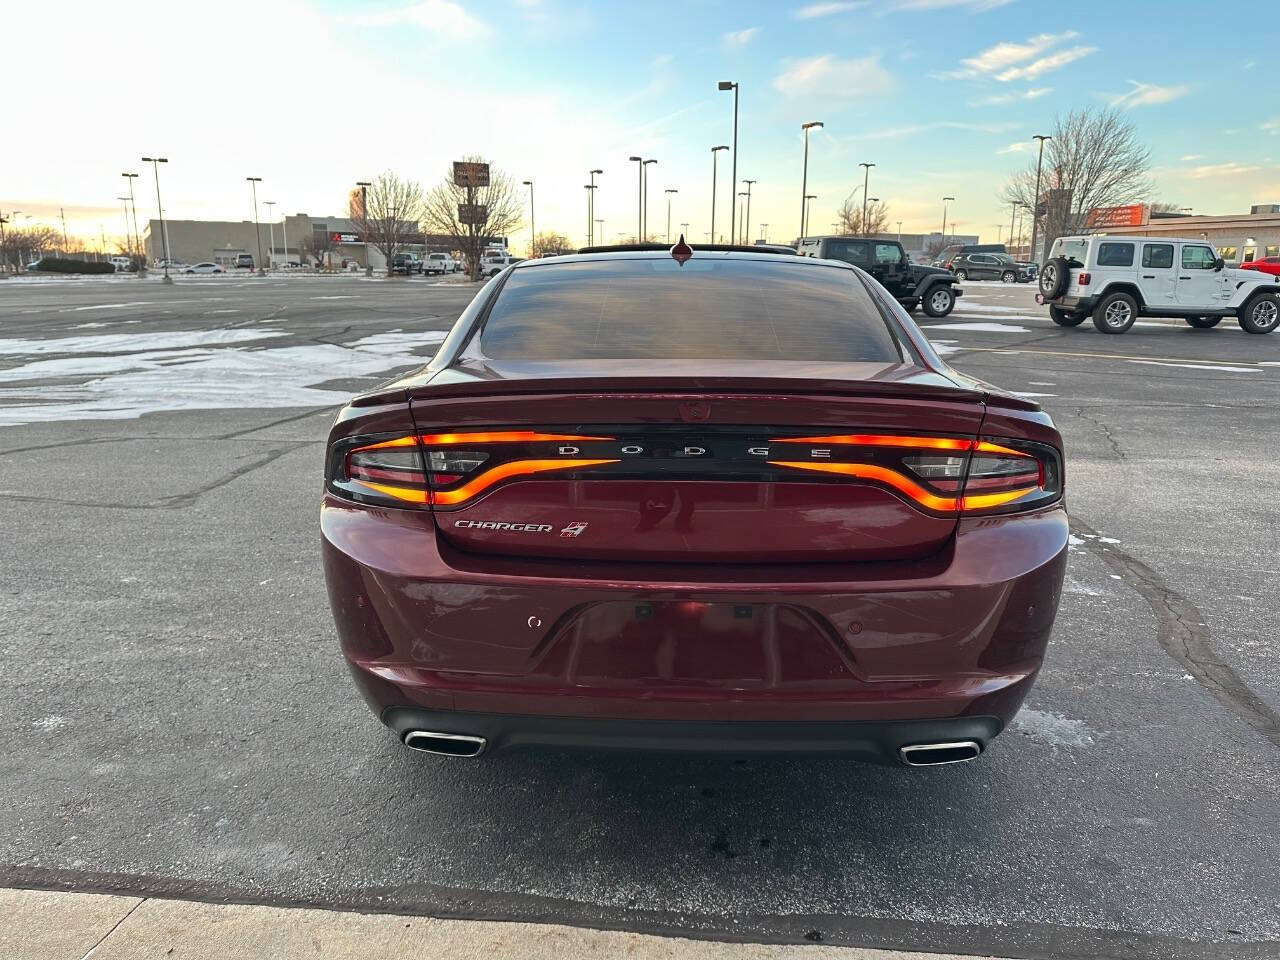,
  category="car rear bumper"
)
[322,495,1067,743]
[381,707,1004,765]
[1038,293,1095,312]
